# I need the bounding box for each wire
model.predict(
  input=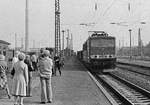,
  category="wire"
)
[93,0,118,25]
[102,0,118,16]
